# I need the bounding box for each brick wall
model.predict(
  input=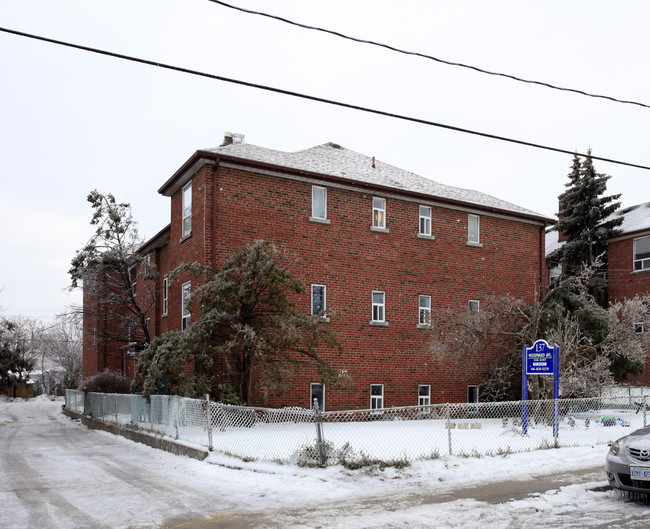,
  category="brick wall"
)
[608,236,650,303]
[157,162,545,409]
[608,234,650,384]
[84,157,547,409]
